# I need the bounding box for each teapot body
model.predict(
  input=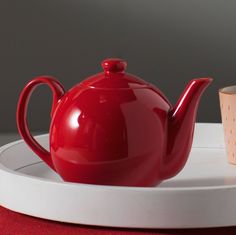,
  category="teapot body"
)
[50,85,170,186]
